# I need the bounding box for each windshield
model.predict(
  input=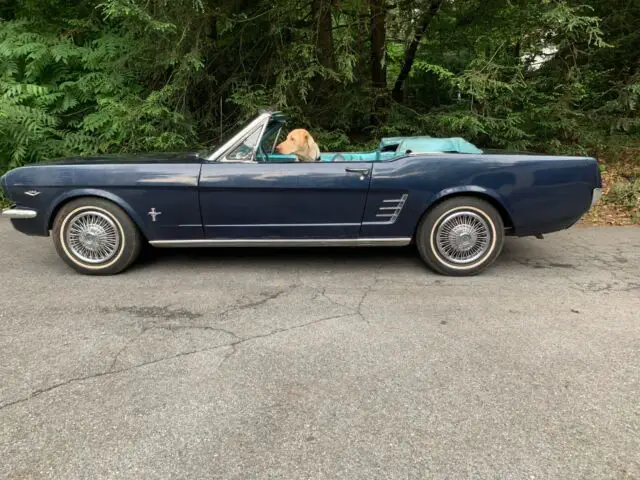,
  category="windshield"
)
[260,121,285,153]
[196,121,255,158]
[197,115,287,160]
